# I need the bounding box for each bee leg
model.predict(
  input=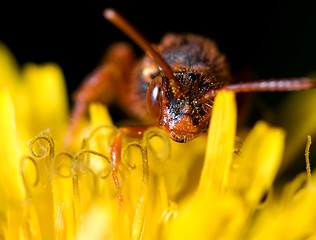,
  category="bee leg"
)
[110,126,149,207]
[64,42,136,149]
